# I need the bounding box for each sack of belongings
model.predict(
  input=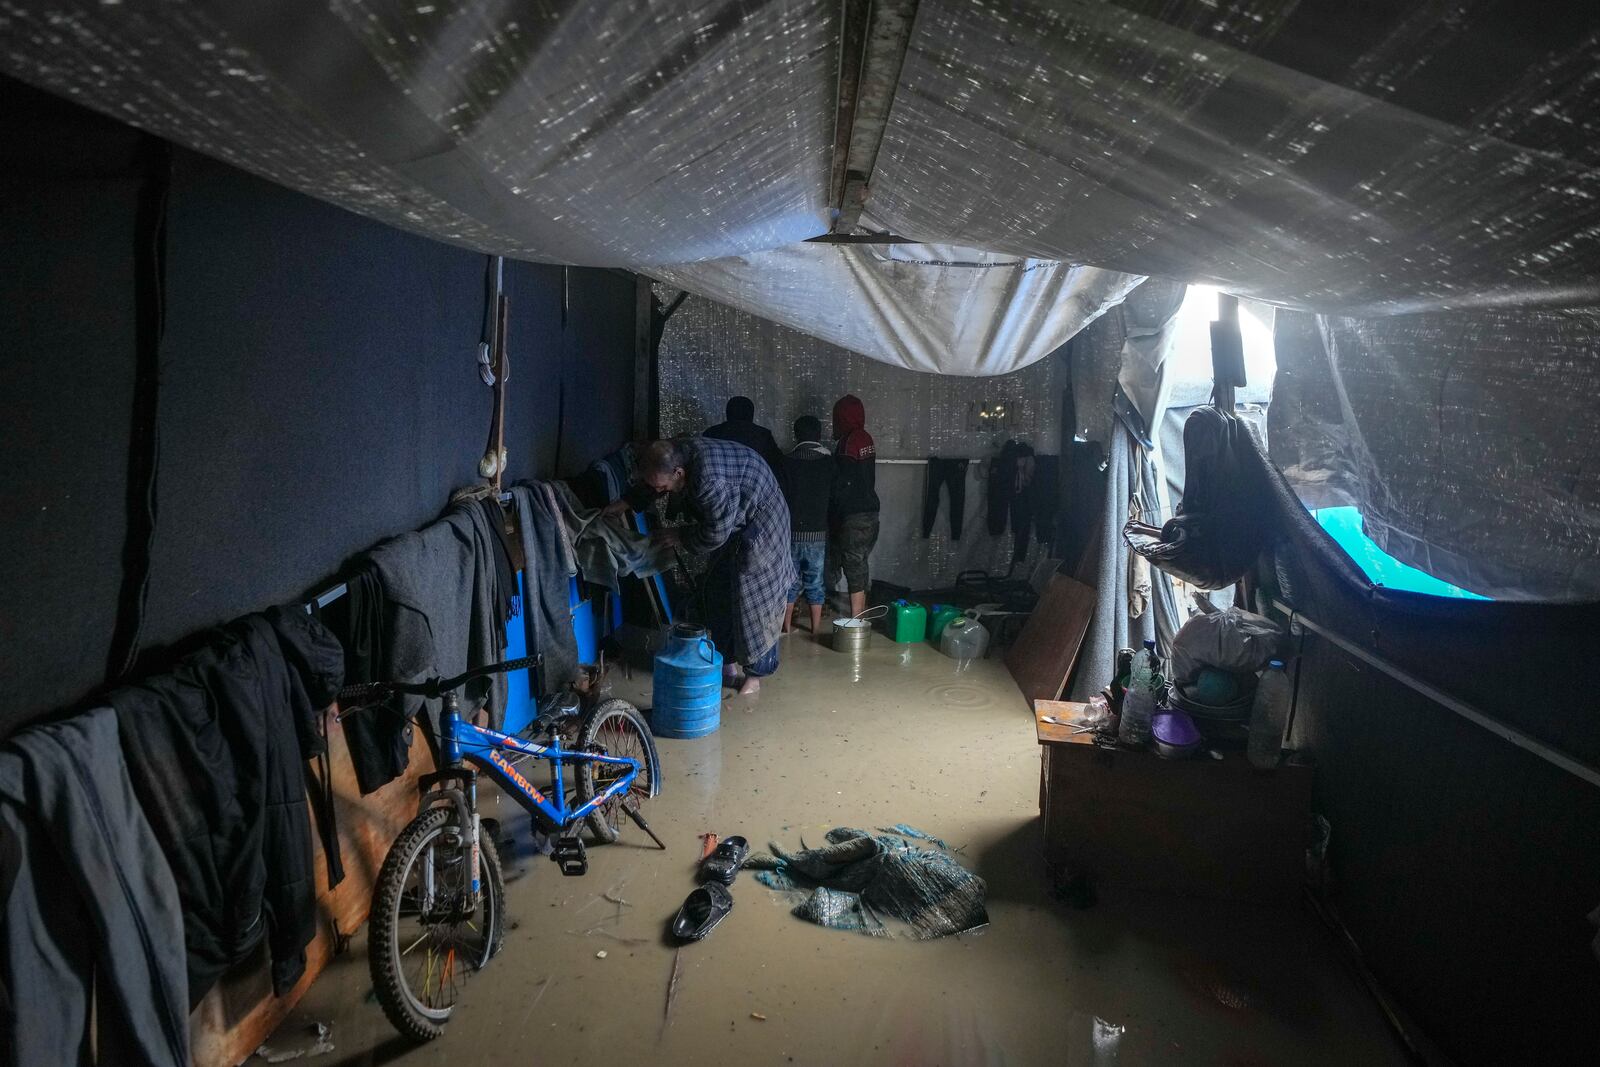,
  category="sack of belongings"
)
[1168,604,1283,686]
[1123,406,1272,589]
